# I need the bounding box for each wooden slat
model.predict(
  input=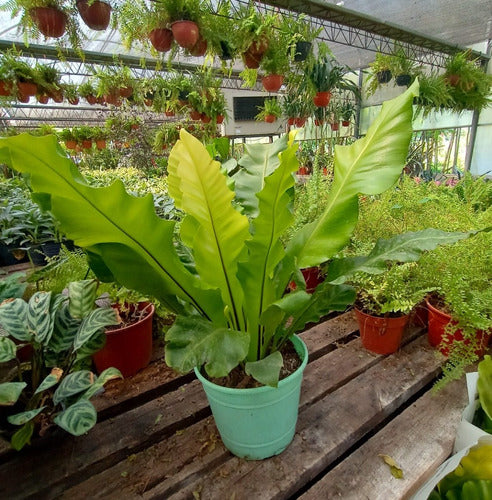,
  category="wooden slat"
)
[299,378,467,499]
[150,337,443,500]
